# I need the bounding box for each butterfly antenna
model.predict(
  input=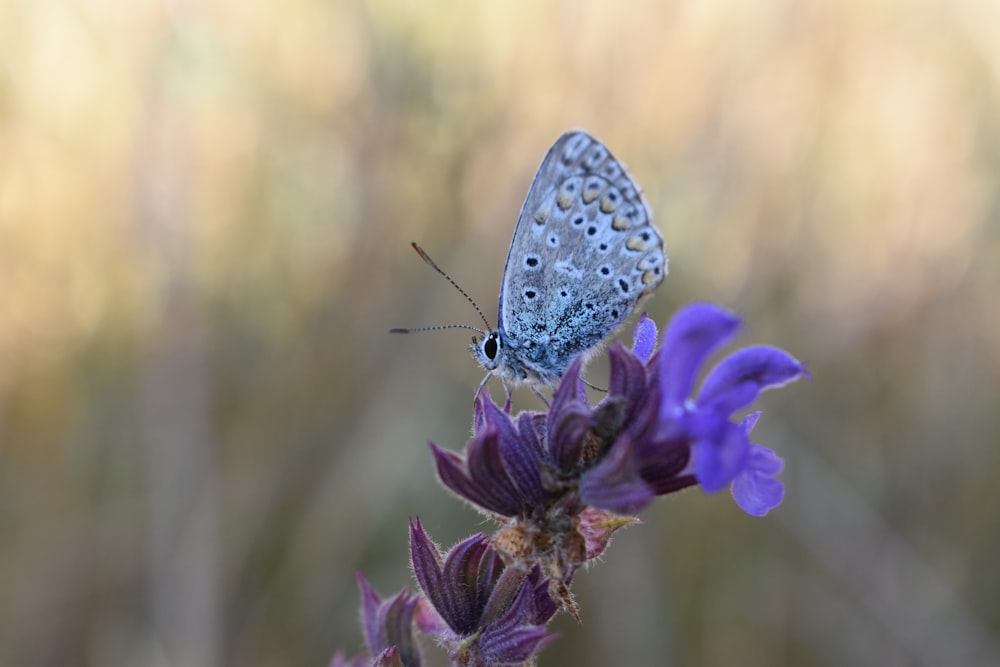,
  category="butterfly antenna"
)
[408,242,494,331]
[390,323,485,335]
